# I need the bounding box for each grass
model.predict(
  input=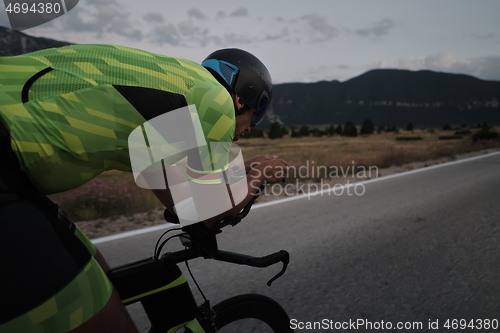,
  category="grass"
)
[396,136,423,141]
[238,127,500,170]
[49,127,500,221]
[49,171,164,222]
